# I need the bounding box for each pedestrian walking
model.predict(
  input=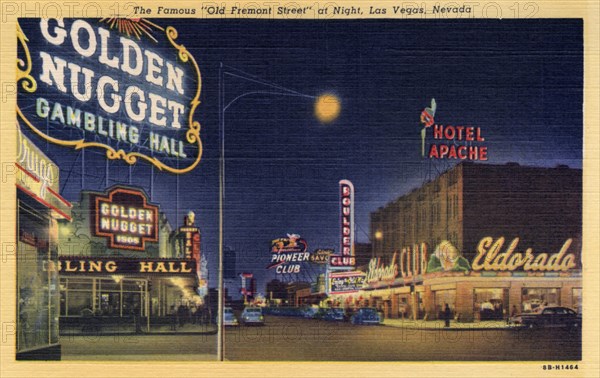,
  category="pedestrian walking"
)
[508,305,519,325]
[444,303,451,328]
[178,304,187,327]
[133,305,142,334]
[170,305,177,331]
